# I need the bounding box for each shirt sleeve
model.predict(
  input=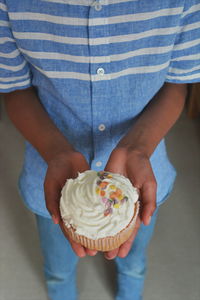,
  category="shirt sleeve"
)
[0,0,32,93]
[165,0,200,84]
